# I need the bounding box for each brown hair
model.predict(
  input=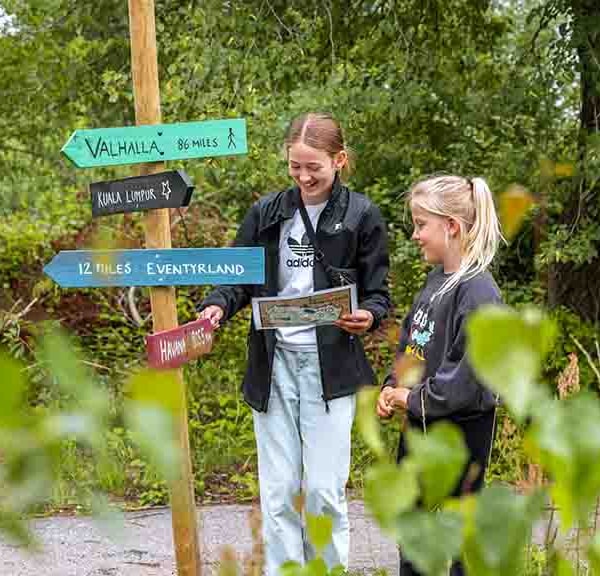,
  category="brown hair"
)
[283,112,353,179]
